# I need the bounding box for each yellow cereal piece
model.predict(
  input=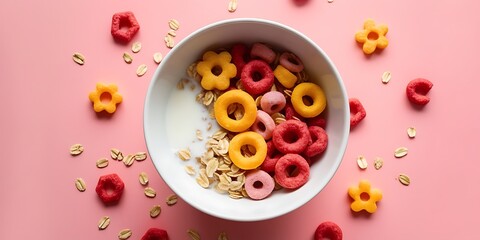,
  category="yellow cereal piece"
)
[214,89,257,132]
[228,131,267,170]
[273,65,298,89]
[355,19,389,54]
[348,179,383,213]
[88,82,123,114]
[291,82,326,118]
[196,51,237,91]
